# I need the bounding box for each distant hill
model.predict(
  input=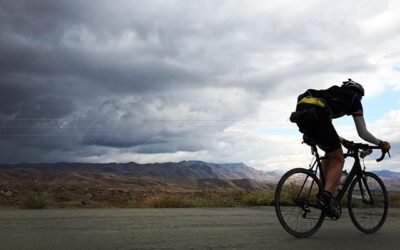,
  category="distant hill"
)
[1,161,398,191]
[0,161,278,191]
[372,170,400,191]
[0,160,273,179]
[1,162,399,209]
[373,170,400,179]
